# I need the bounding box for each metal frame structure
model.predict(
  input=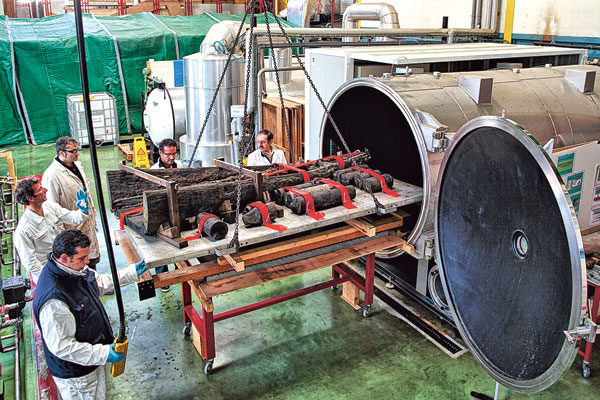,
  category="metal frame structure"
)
[180,254,376,374]
[578,278,600,378]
